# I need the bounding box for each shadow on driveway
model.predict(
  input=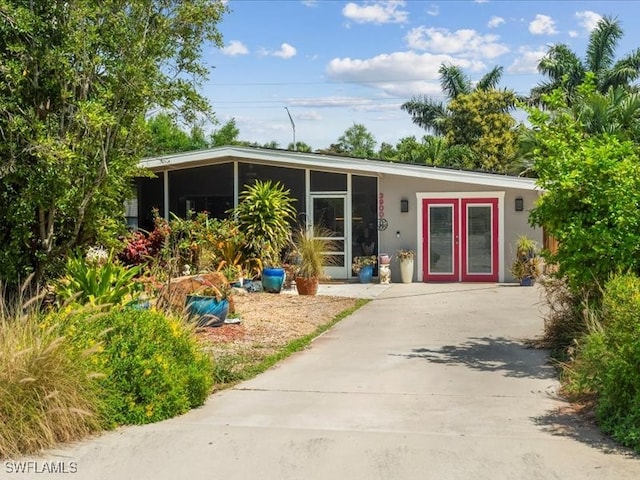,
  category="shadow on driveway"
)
[397,336,557,380]
[532,407,640,457]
